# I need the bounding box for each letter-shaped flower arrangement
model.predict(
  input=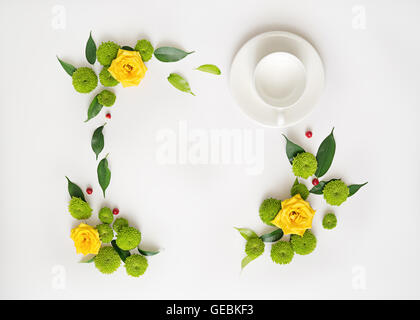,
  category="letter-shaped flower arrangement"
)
[58,32,221,277]
[236,129,368,269]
